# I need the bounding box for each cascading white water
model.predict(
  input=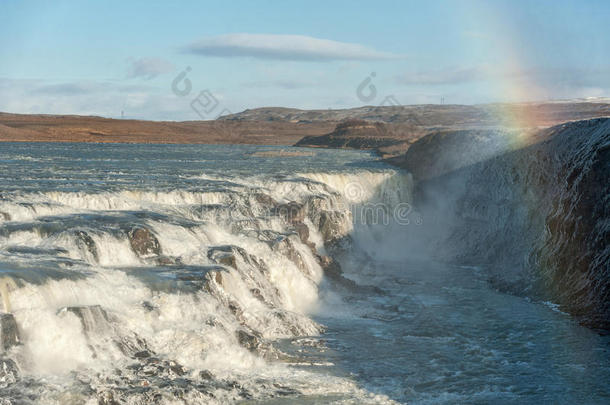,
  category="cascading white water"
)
[0,143,413,404]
